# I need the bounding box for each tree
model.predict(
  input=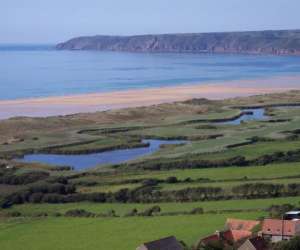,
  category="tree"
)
[273,236,300,250]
